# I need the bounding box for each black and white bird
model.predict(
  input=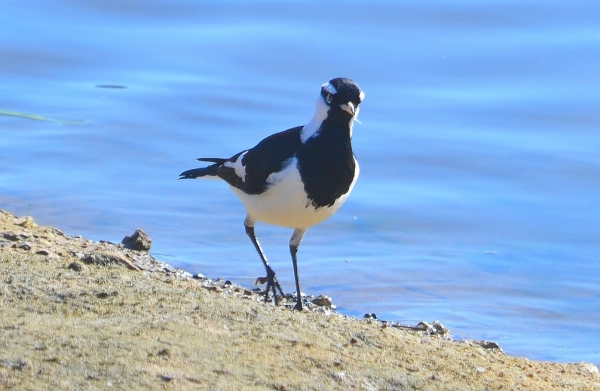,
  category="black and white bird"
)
[179,77,364,310]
